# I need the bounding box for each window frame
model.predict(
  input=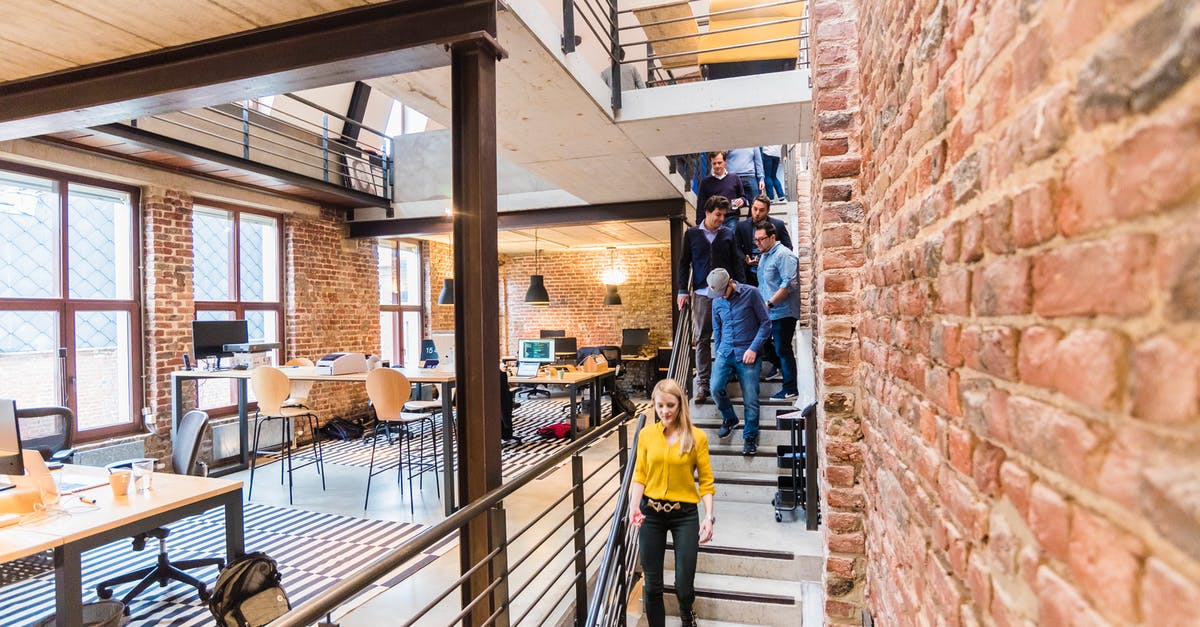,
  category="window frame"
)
[378,239,424,366]
[0,159,143,441]
[191,200,285,418]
